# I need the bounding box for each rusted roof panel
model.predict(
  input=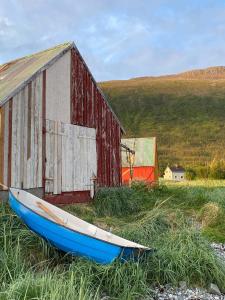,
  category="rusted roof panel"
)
[0,42,72,106]
[121,137,156,167]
